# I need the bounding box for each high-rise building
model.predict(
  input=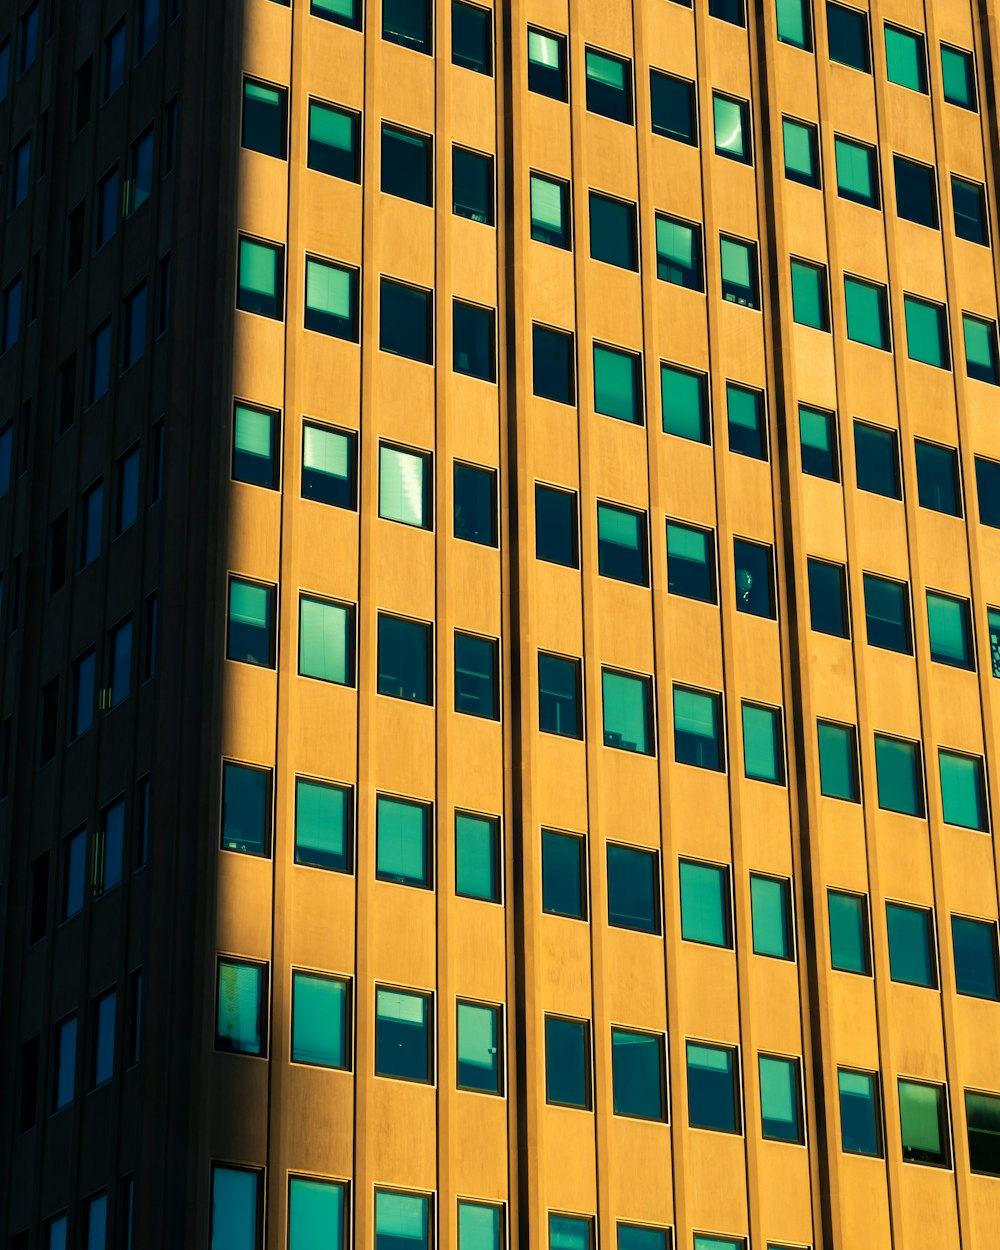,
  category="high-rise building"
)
[2,0,1000,1246]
